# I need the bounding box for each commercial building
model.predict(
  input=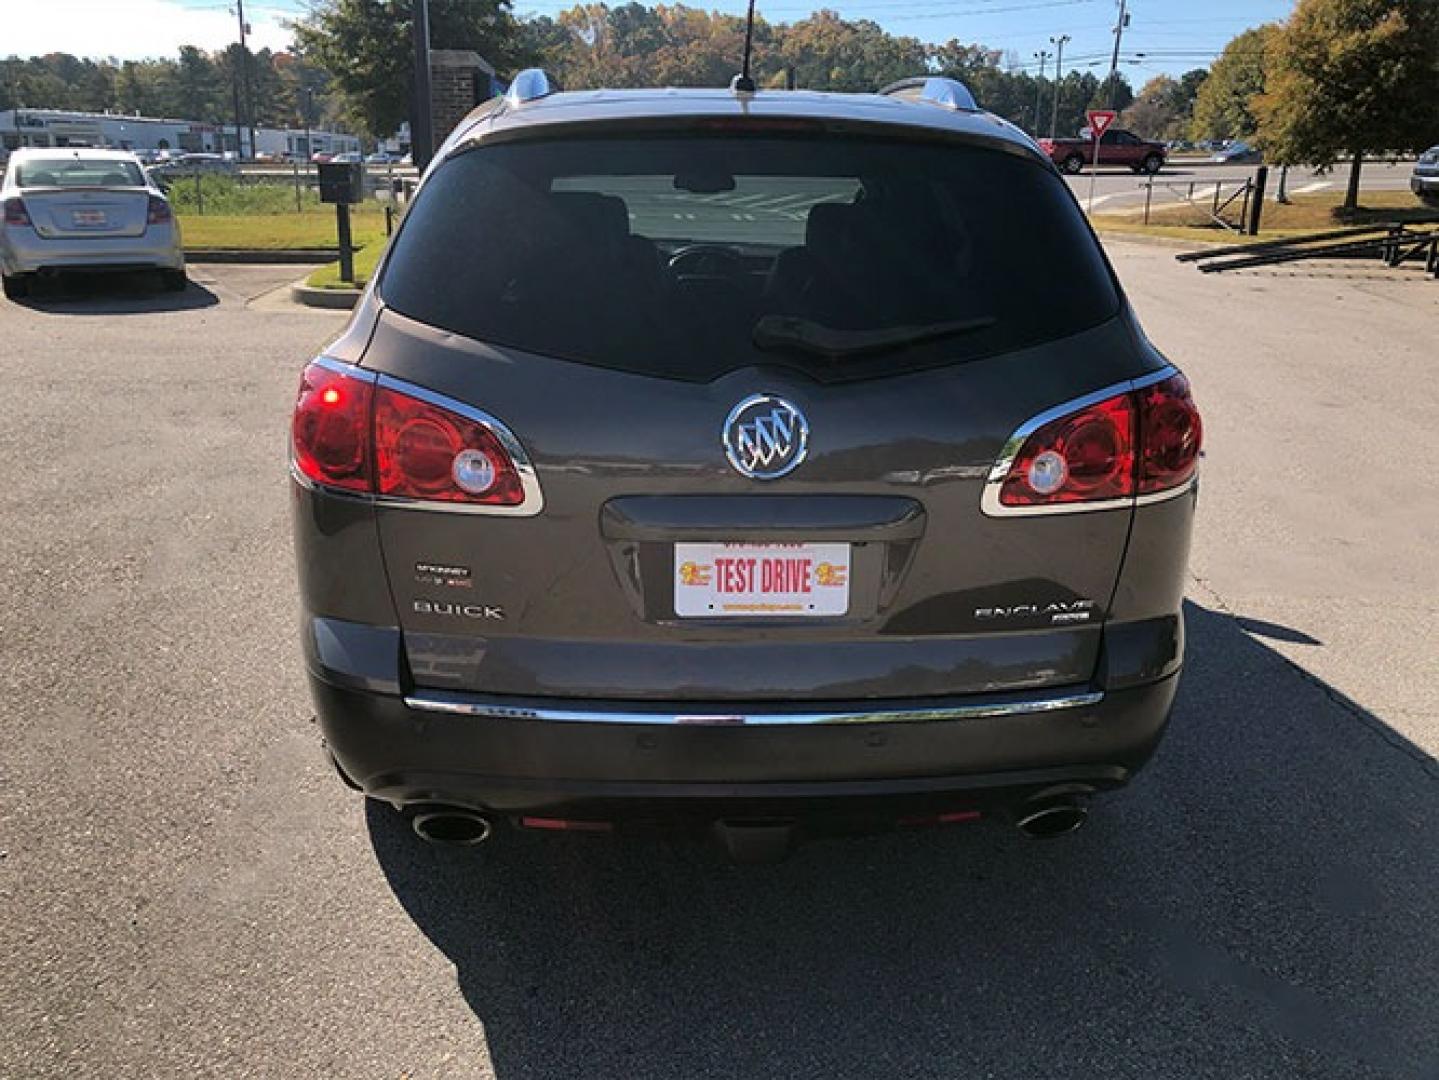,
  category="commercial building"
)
[0,108,360,160]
